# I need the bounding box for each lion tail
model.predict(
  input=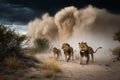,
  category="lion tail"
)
[94,47,102,53]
